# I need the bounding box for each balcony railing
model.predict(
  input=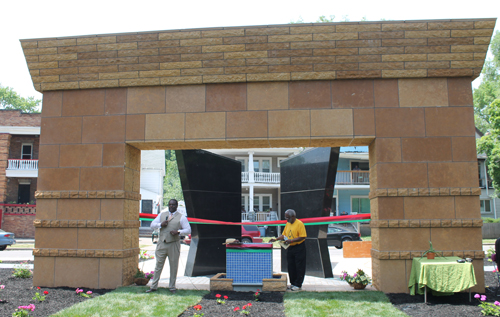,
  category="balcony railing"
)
[7,159,38,170]
[335,171,370,185]
[241,170,370,185]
